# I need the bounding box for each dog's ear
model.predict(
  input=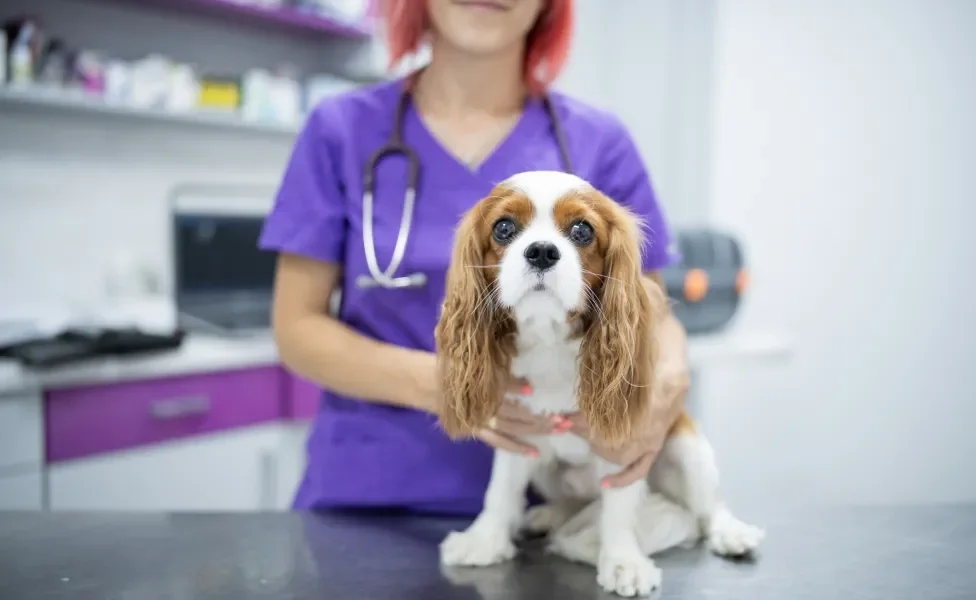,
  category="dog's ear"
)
[435,203,512,438]
[577,201,661,449]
